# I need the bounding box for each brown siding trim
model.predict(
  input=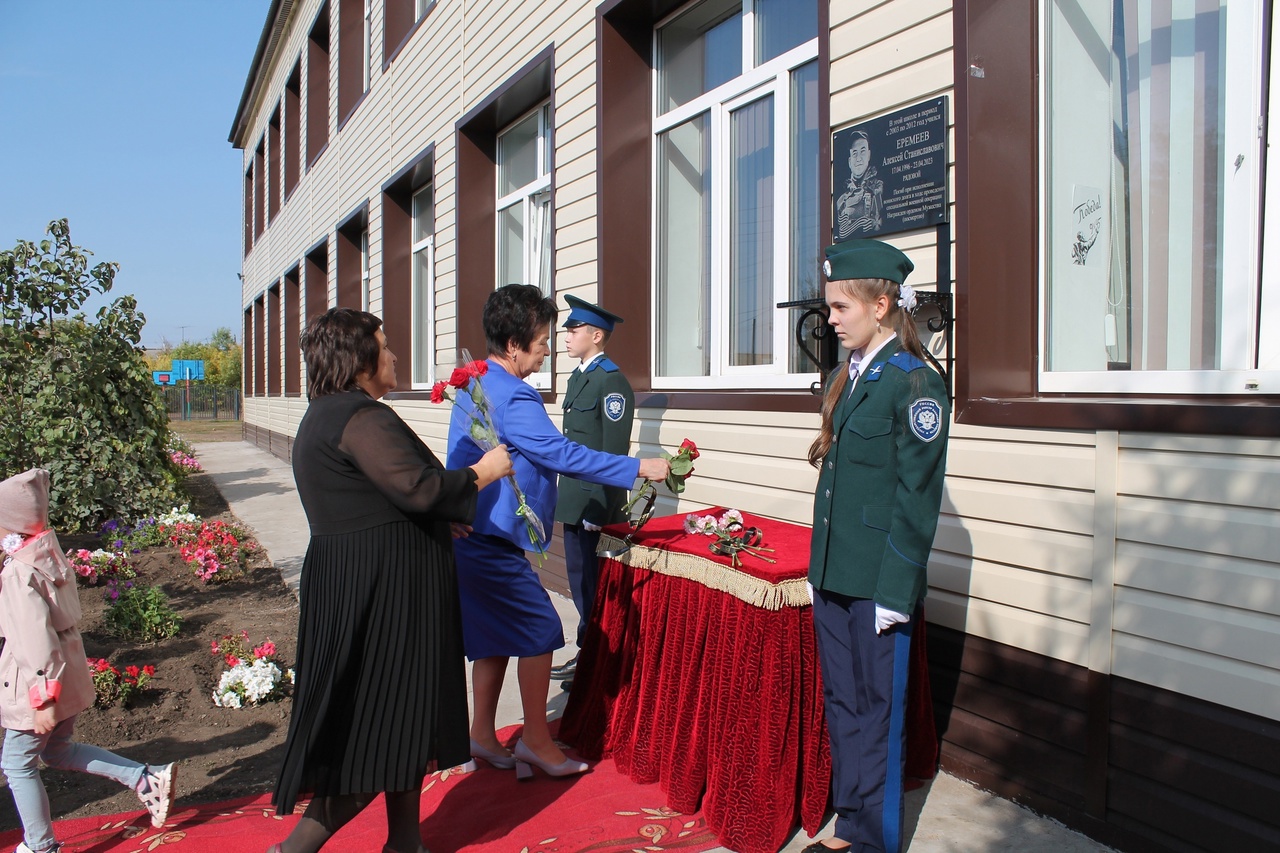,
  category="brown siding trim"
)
[304,238,330,327]
[337,0,365,128]
[242,422,295,465]
[928,623,1280,852]
[252,295,266,396]
[268,108,281,222]
[243,308,254,395]
[285,64,301,199]
[382,143,435,392]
